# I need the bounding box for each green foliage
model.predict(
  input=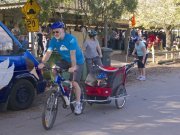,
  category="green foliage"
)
[136,0,180,29]
[82,0,138,24]
[136,0,180,47]
[38,0,73,23]
[122,0,138,12]
[37,0,137,25]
